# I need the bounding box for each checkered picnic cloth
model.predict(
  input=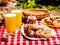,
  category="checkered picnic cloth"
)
[0,21,60,45]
